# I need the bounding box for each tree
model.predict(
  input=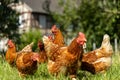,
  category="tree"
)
[76,0,120,50]
[0,0,19,41]
[51,0,120,50]
[51,0,79,40]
